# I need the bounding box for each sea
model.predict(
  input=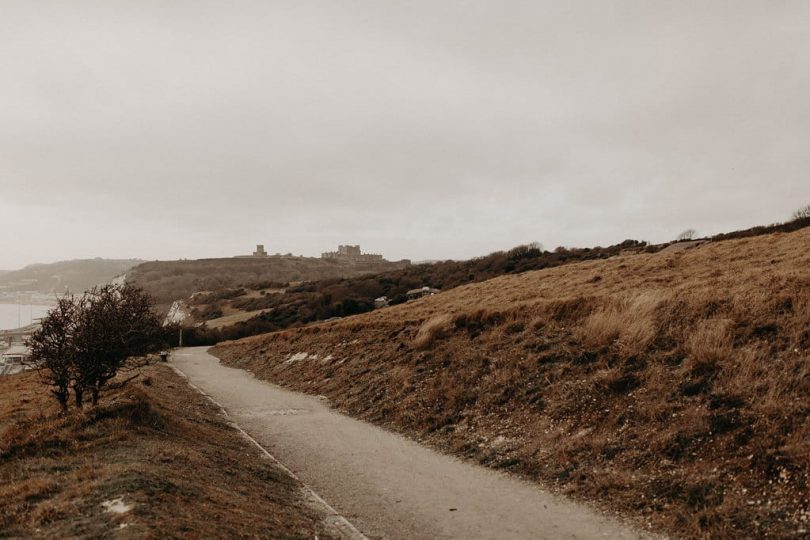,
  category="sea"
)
[0,303,53,331]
